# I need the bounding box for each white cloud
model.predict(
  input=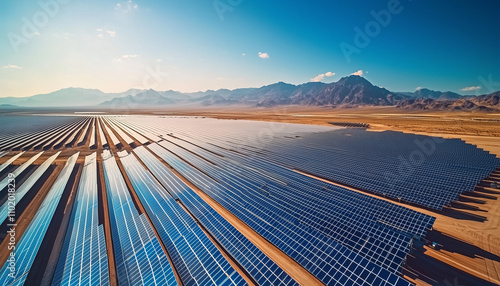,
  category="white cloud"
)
[461,86,481,92]
[2,65,22,69]
[97,28,103,32]
[114,54,139,62]
[350,70,363,76]
[34,32,40,36]
[258,52,270,59]
[311,71,335,82]
[416,86,422,91]
[98,34,104,38]
[242,53,246,56]
[106,30,116,37]
[157,59,162,63]
[116,0,138,13]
